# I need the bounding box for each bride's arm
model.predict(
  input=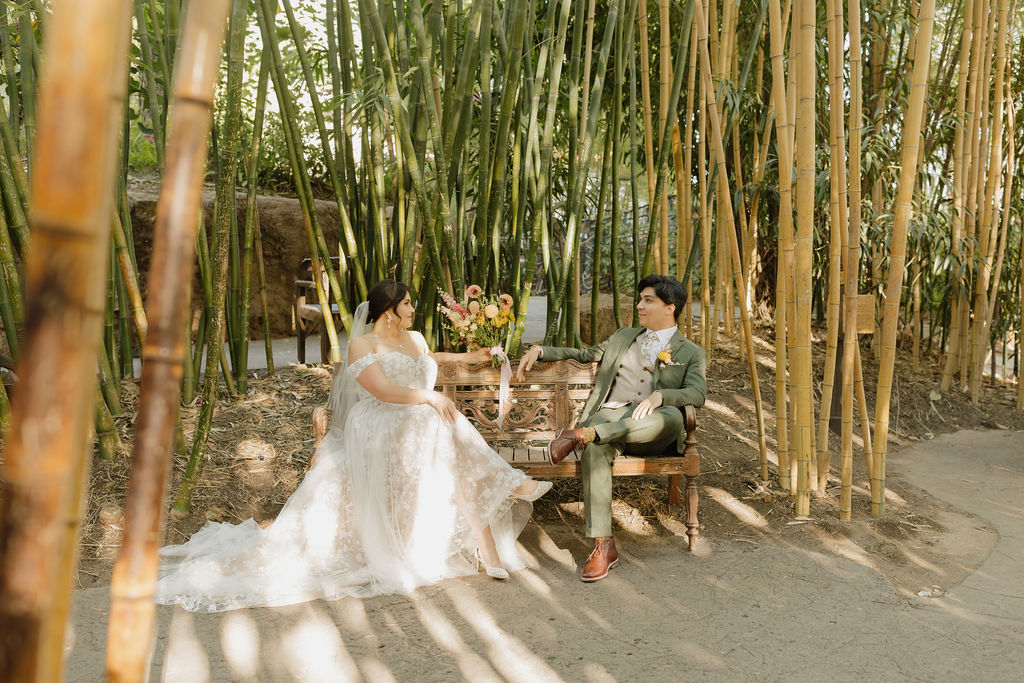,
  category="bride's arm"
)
[412,331,491,364]
[349,336,459,422]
